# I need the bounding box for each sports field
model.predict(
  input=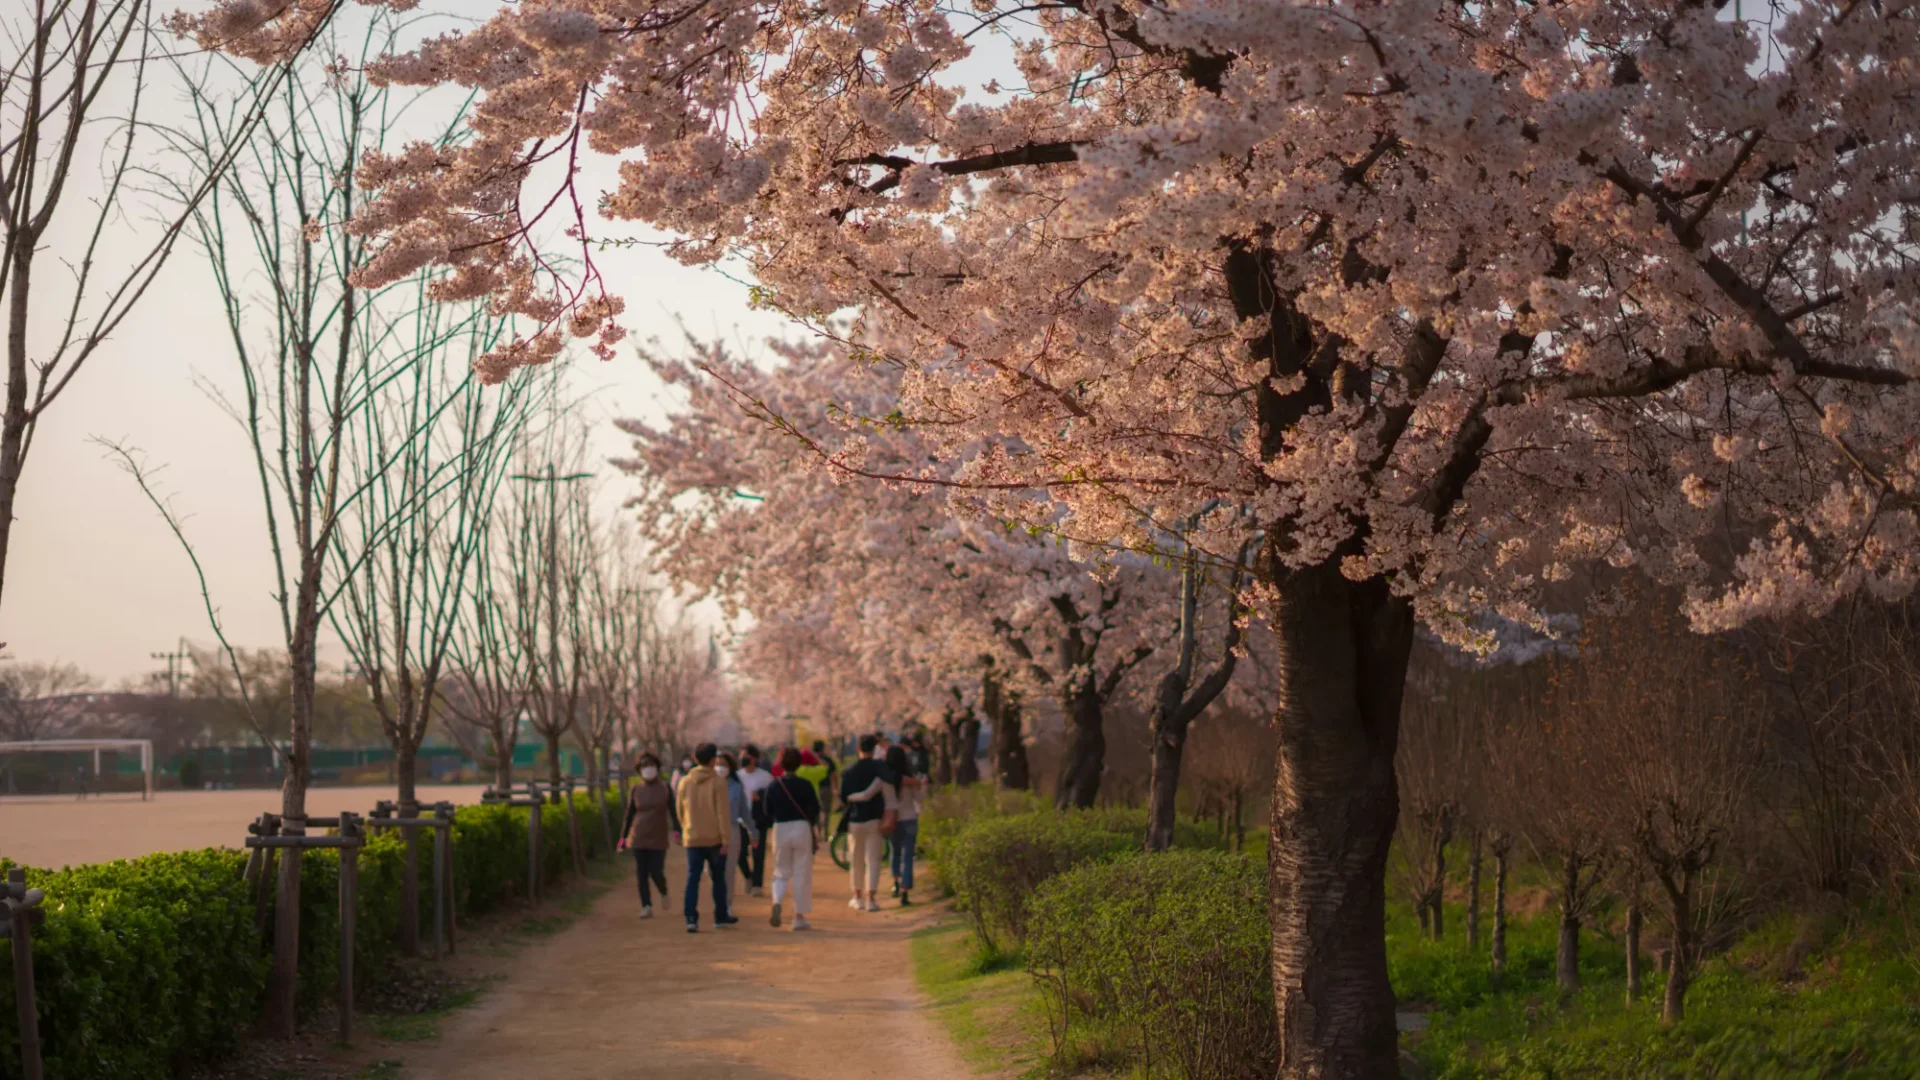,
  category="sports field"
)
[0,784,493,869]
